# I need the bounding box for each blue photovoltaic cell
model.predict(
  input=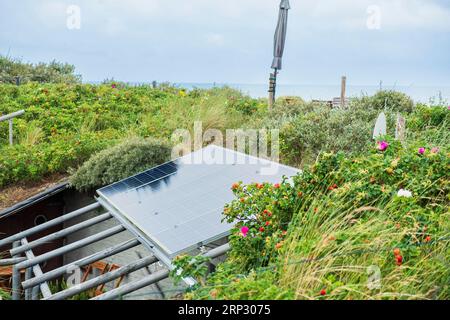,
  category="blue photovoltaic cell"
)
[97,145,300,258]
